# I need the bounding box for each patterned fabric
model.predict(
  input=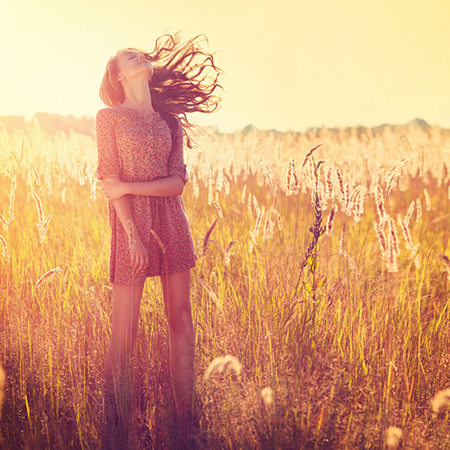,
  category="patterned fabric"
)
[96,105,197,283]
